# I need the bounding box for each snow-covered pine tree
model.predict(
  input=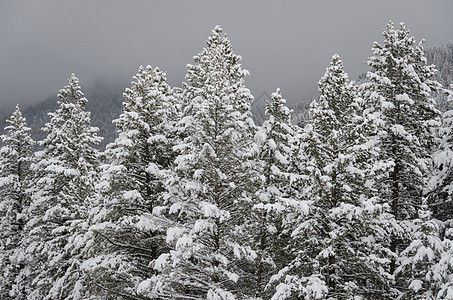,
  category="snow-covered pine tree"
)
[82,65,177,299]
[362,22,442,277]
[270,54,390,299]
[150,25,257,300]
[251,89,306,299]
[0,105,35,299]
[18,74,102,299]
